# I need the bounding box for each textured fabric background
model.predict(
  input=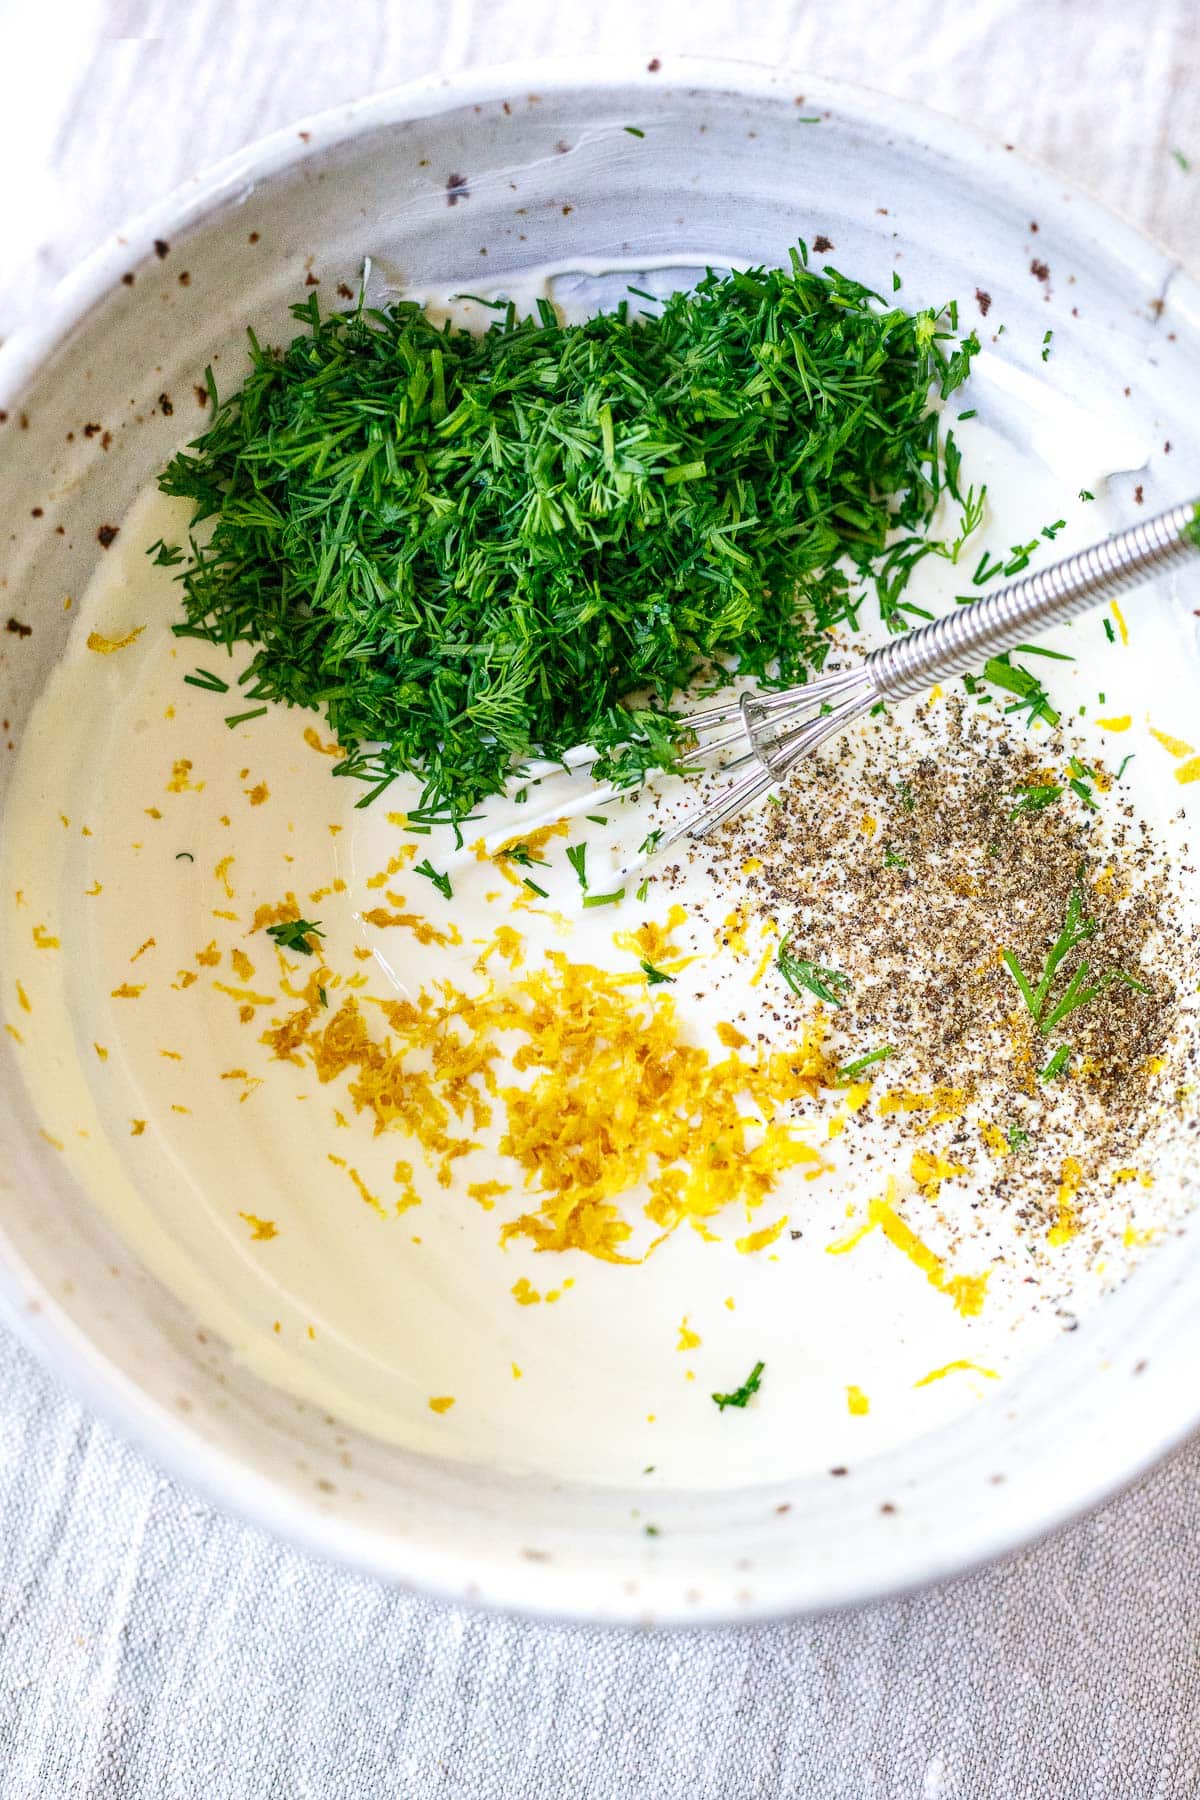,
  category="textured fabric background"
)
[2,2,1200,1795]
